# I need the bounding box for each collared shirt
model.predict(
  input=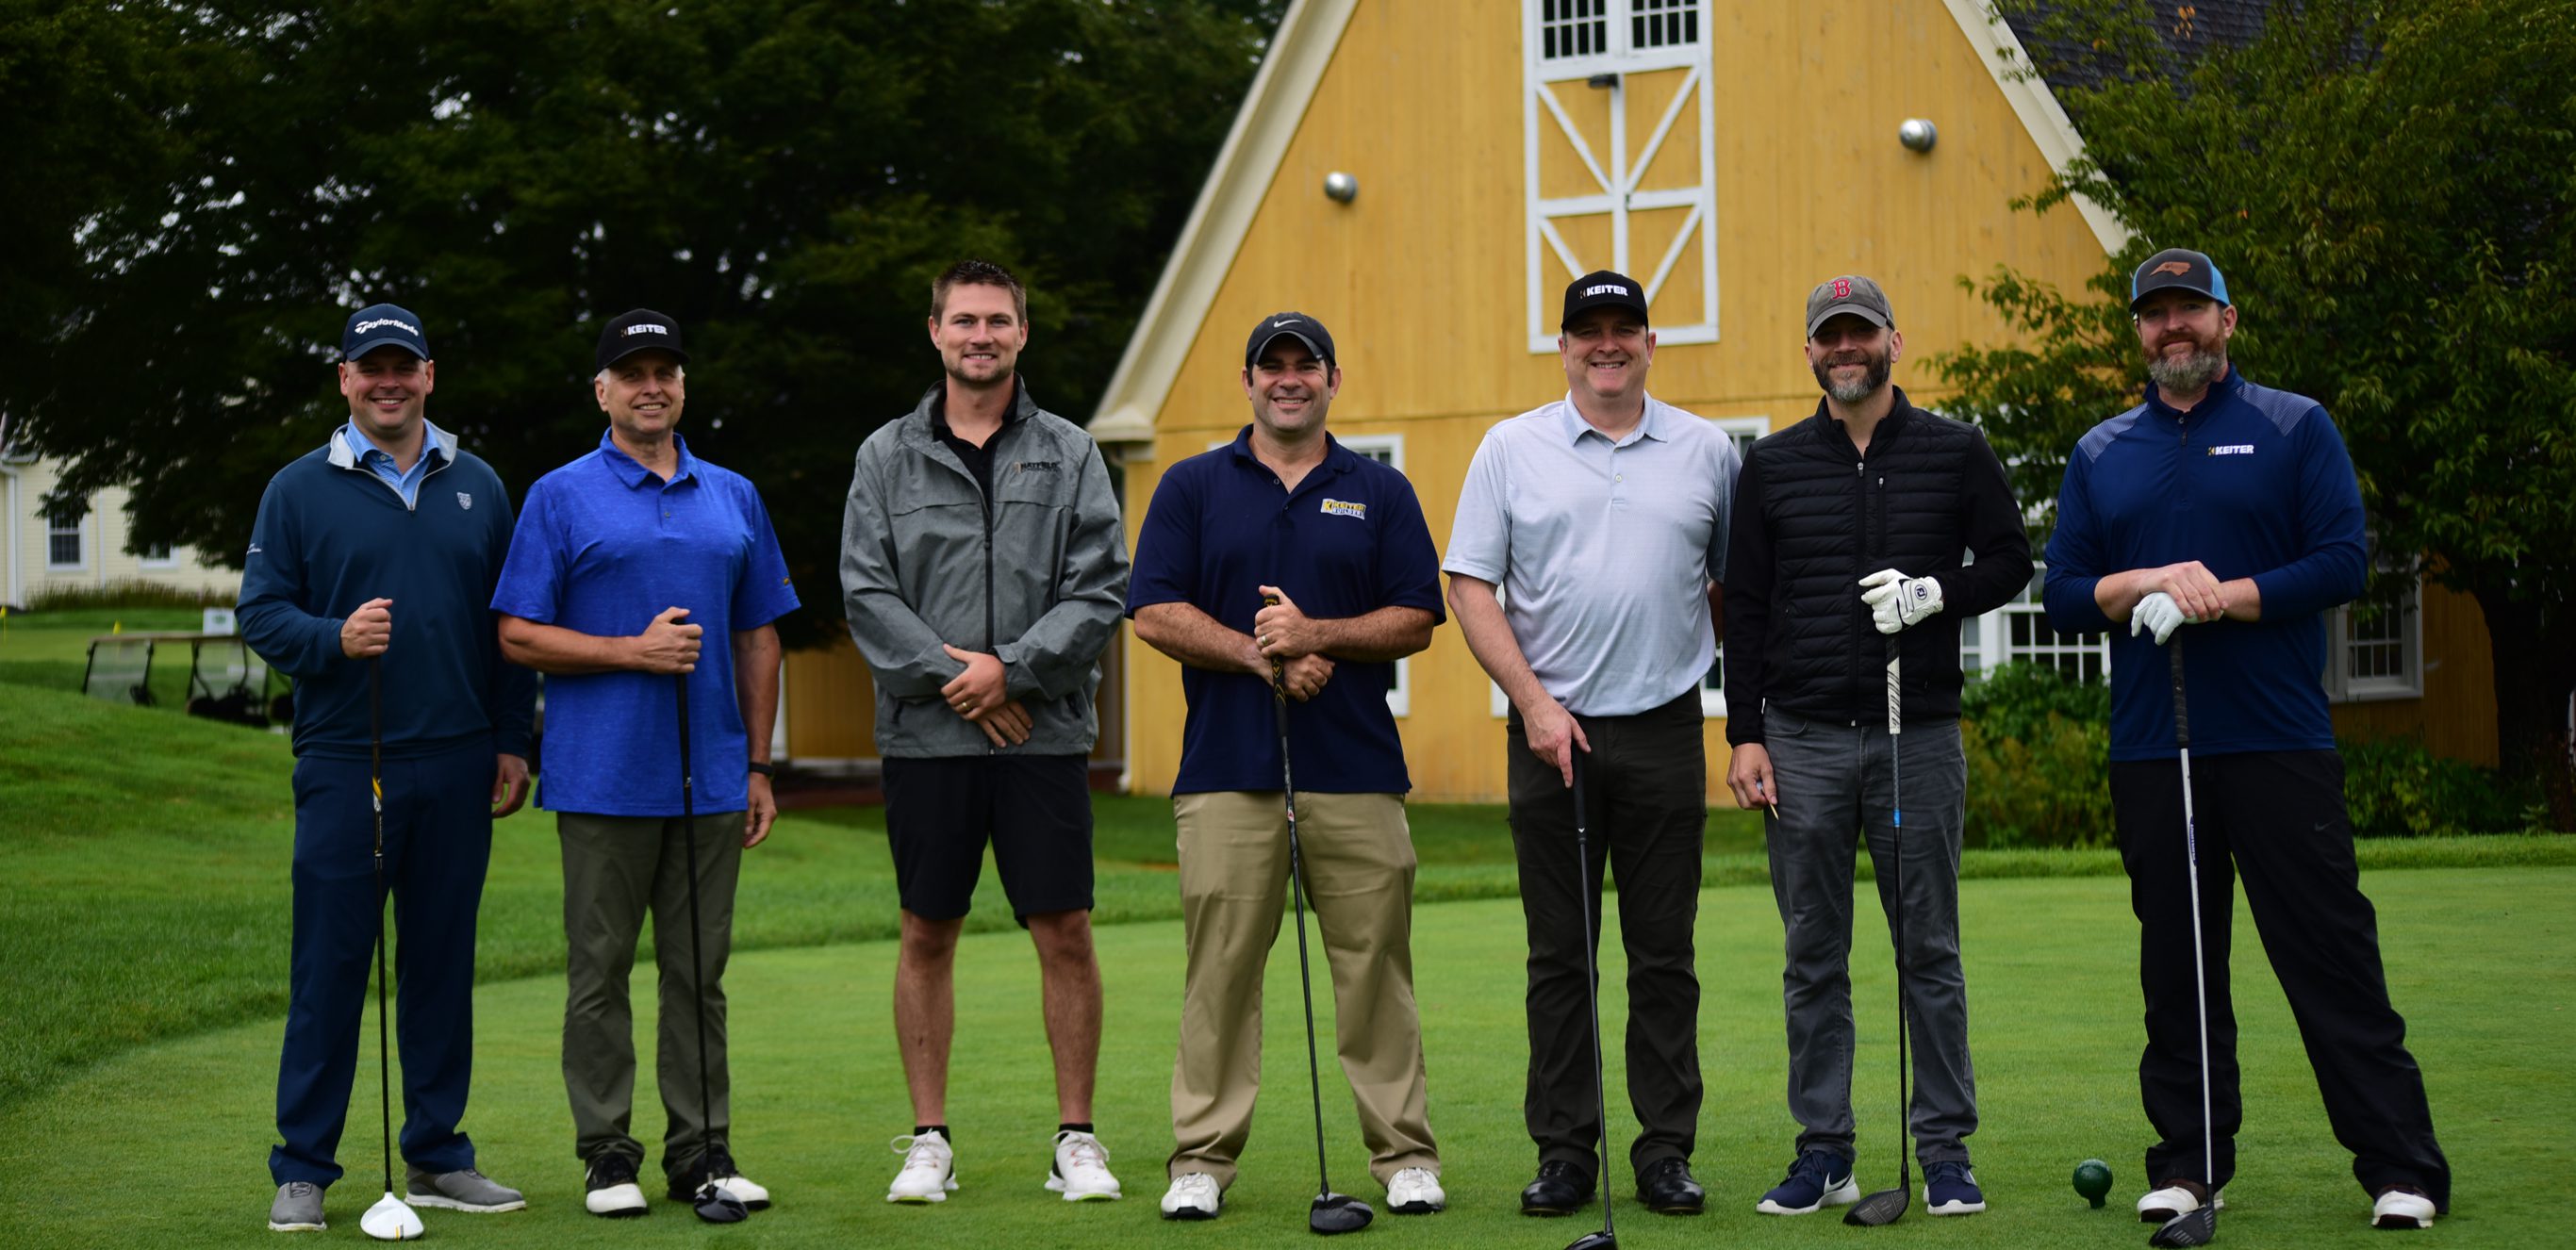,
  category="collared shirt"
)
[492,430,801,816]
[1125,427,1445,795]
[340,419,450,509]
[1444,392,1738,716]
